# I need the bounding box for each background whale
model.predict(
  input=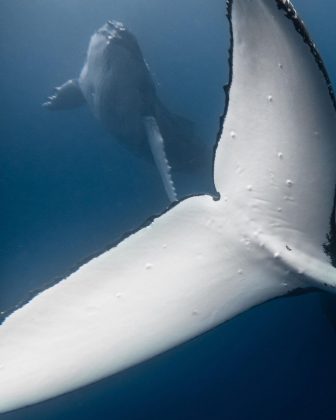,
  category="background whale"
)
[44,20,213,203]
